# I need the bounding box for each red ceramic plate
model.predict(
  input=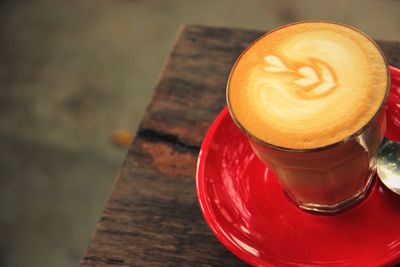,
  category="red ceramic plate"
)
[196,66,400,266]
